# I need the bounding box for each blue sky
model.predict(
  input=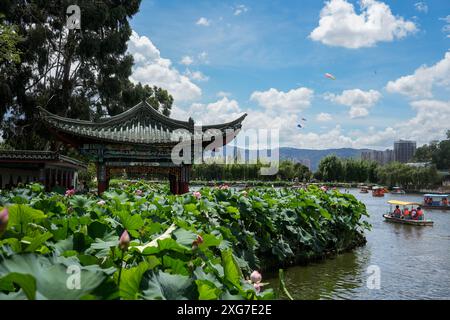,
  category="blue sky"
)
[127,0,450,150]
